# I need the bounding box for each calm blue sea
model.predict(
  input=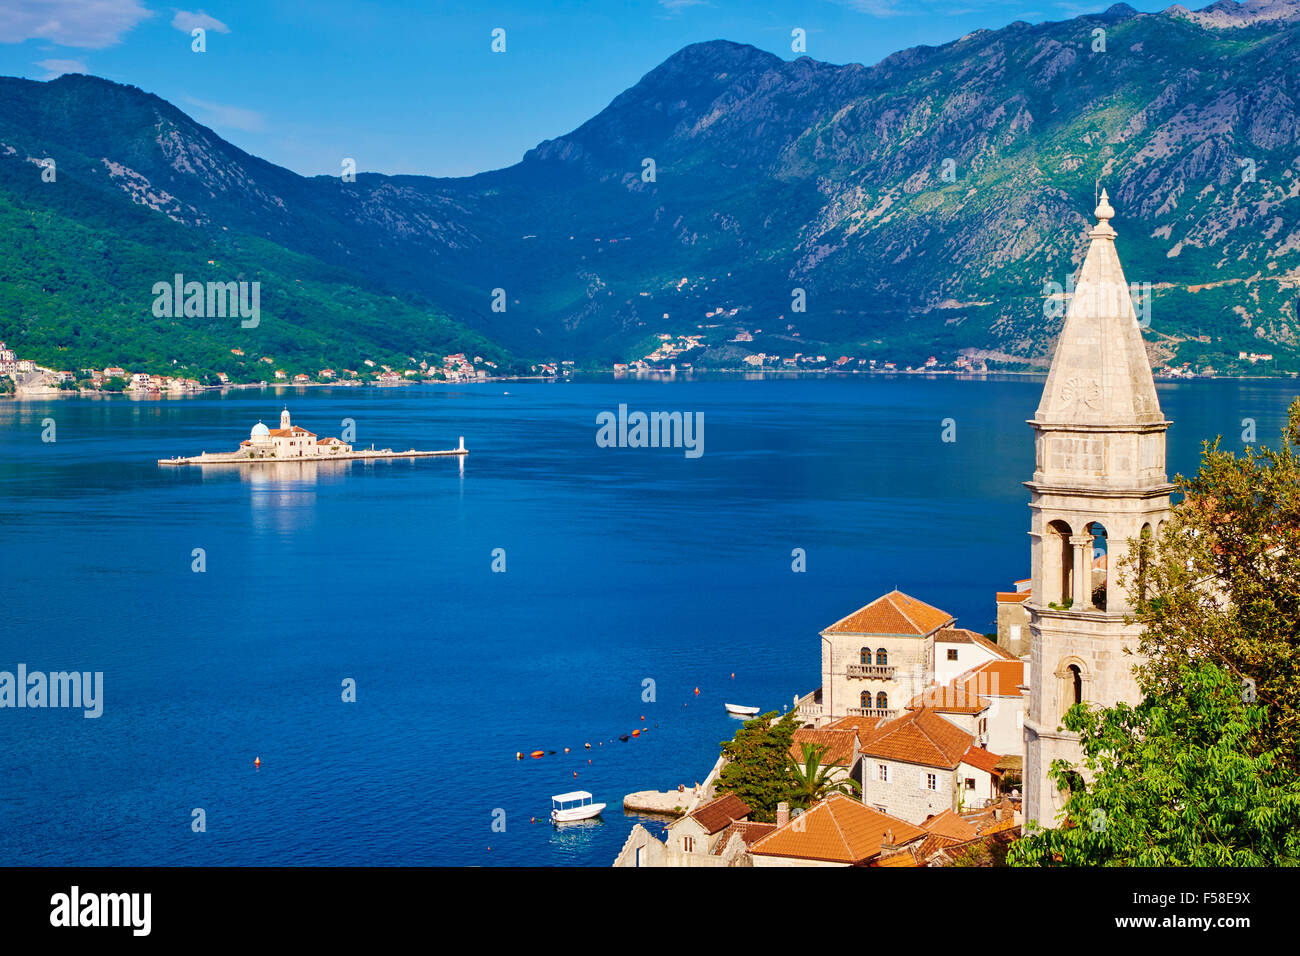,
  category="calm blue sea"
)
[0,375,1294,866]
